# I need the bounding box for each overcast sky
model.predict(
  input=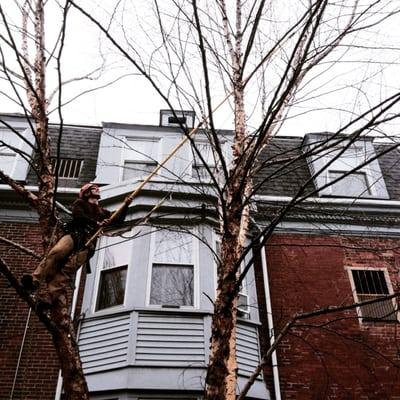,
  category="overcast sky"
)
[2,0,400,137]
